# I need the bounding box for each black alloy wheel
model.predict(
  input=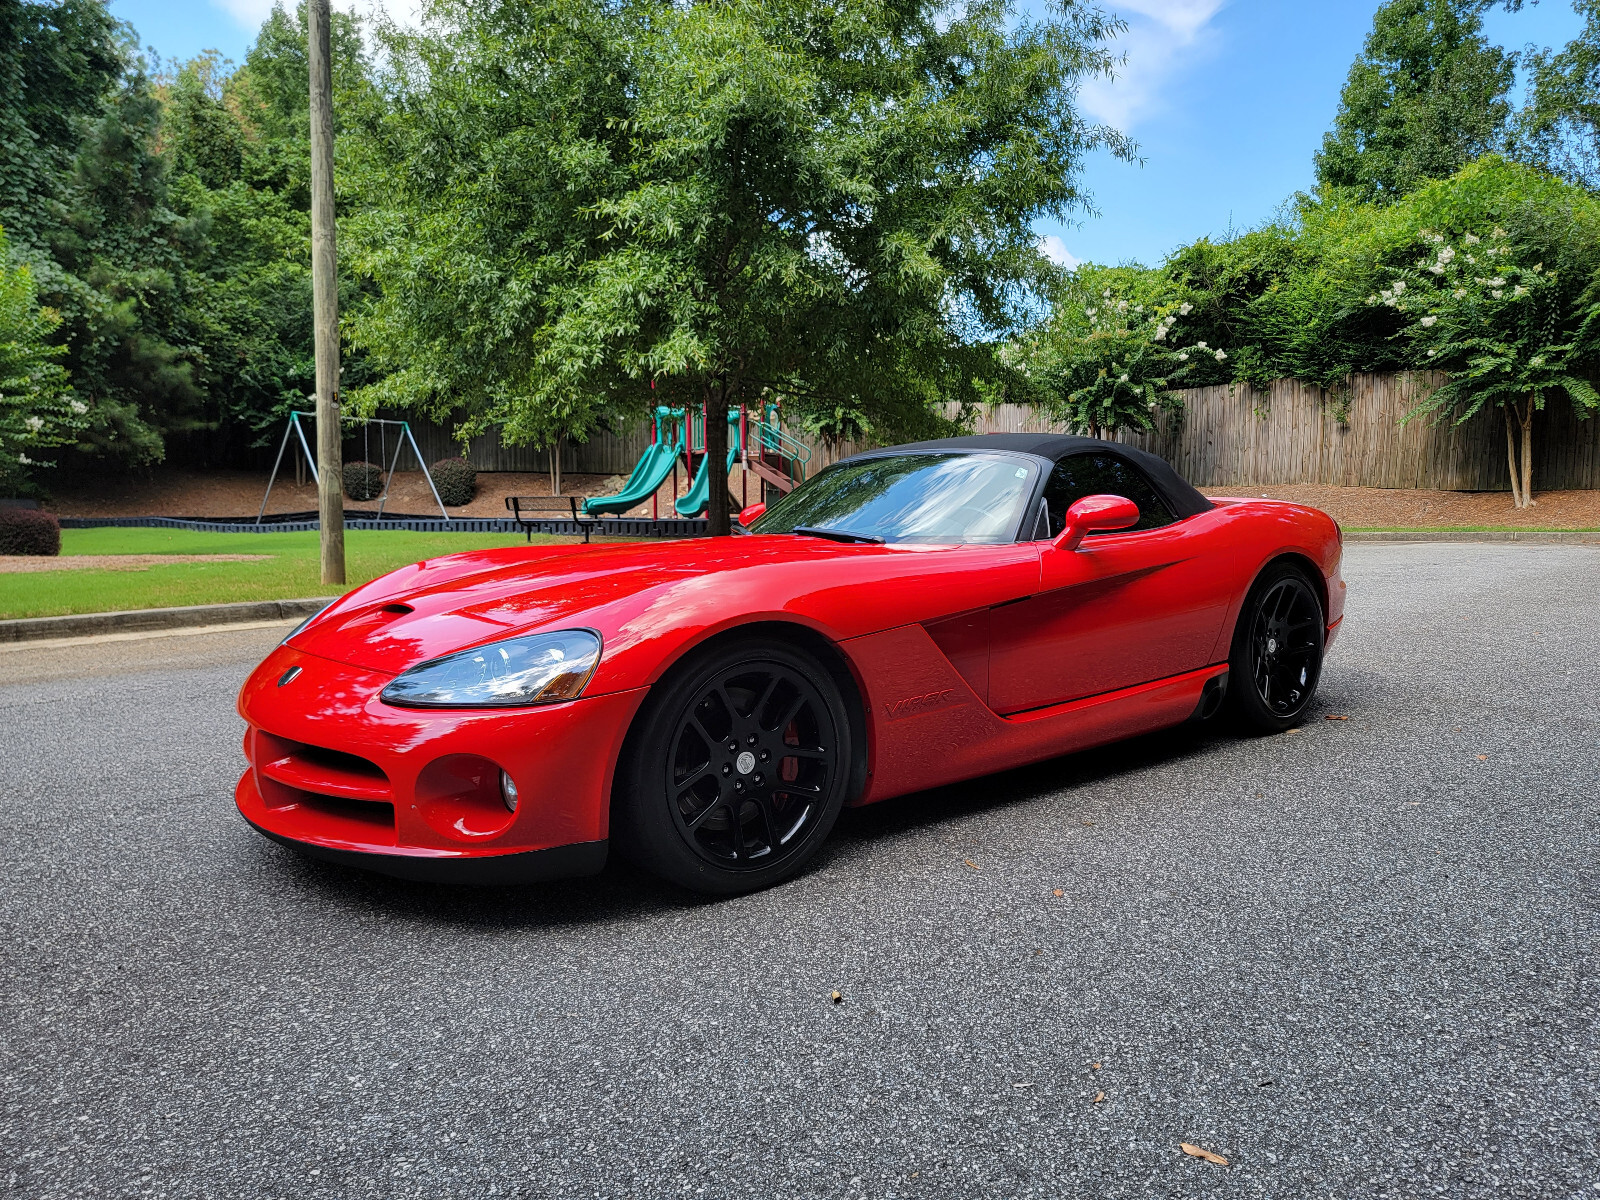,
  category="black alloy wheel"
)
[1227,563,1325,732]
[614,639,852,894]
